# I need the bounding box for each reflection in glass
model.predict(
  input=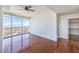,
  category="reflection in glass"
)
[12,35,21,53]
[3,38,11,53]
[23,34,29,49]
